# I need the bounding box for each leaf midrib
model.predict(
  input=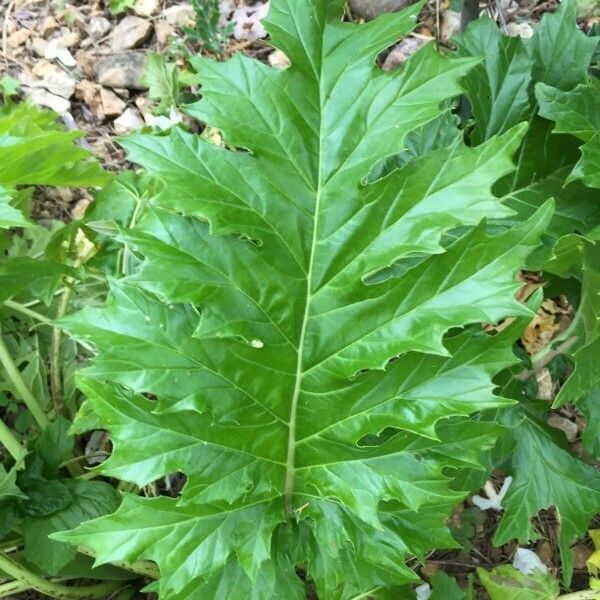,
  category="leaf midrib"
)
[283,18,325,517]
